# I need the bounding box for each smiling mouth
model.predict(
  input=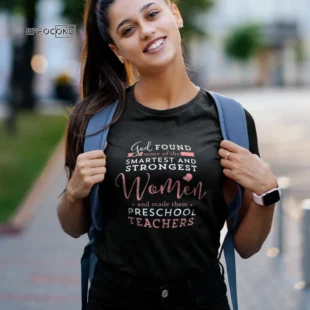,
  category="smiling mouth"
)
[143,37,167,53]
